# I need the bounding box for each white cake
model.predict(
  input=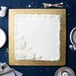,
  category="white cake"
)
[14,14,61,61]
